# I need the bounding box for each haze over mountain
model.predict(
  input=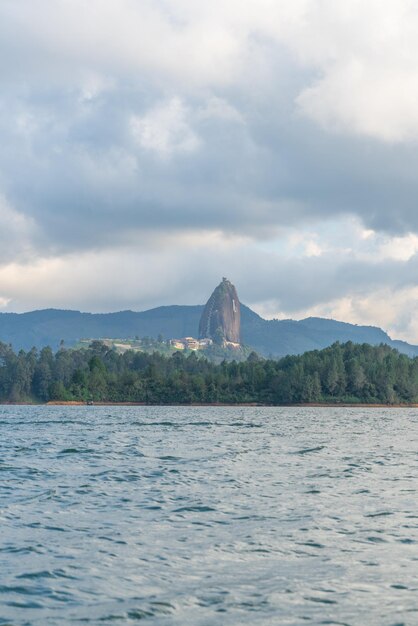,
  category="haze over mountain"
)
[1,305,417,358]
